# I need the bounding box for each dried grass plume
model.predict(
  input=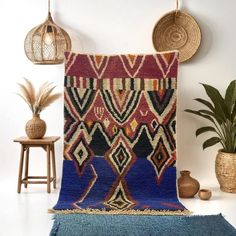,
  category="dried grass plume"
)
[17,78,61,115]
